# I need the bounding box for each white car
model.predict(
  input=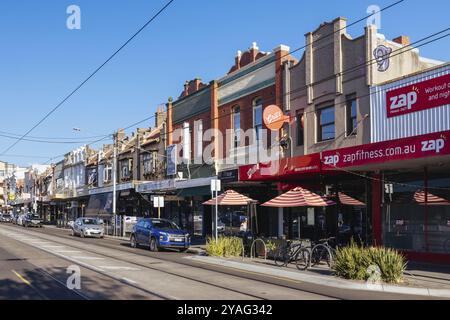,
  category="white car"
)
[72,217,104,238]
[16,214,26,226]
